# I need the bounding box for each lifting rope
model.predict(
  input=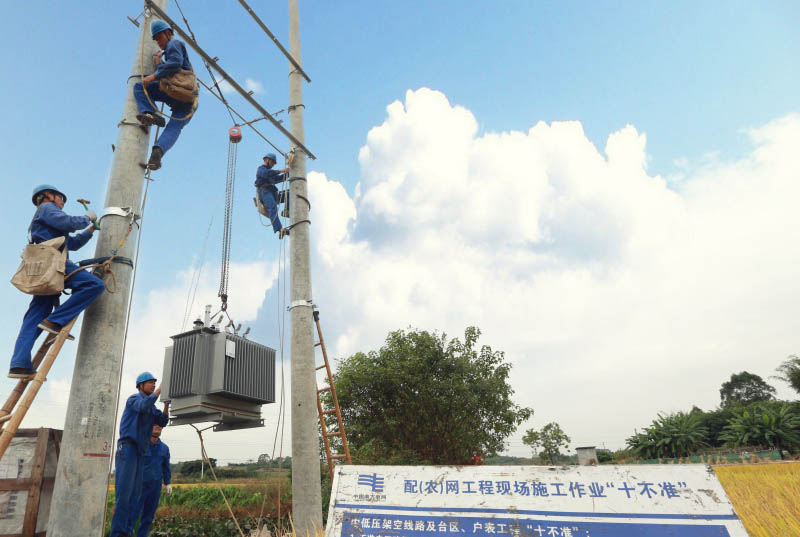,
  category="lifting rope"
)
[217,127,241,313]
